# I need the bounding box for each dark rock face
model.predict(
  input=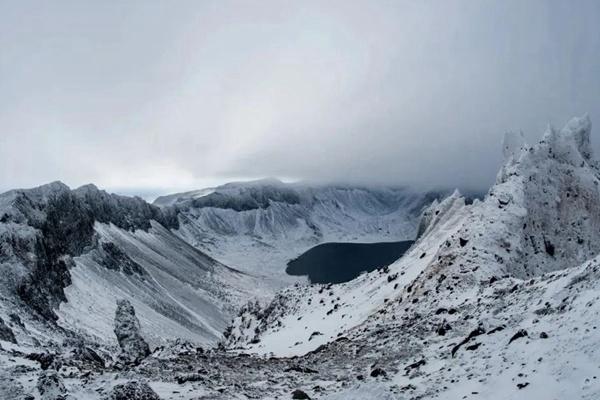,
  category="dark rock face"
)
[37,371,67,400]
[5,182,178,322]
[0,317,17,343]
[17,190,92,320]
[185,184,302,212]
[114,299,150,364]
[106,381,160,400]
[98,242,145,276]
[72,184,179,231]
